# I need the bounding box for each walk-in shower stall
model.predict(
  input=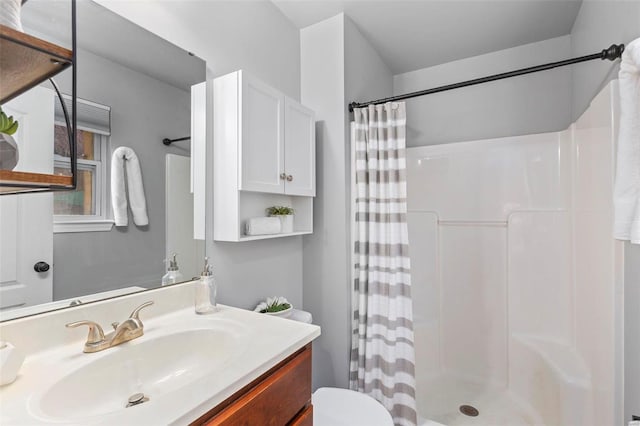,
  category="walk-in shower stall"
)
[408,82,624,425]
